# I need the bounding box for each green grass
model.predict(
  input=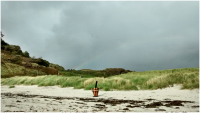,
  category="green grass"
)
[59,71,98,78]
[9,85,15,88]
[1,63,47,78]
[1,75,87,89]
[104,87,110,91]
[83,77,138,90]
[1,63,25,77]
[1,68,199,90]
[143,73,199,89]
